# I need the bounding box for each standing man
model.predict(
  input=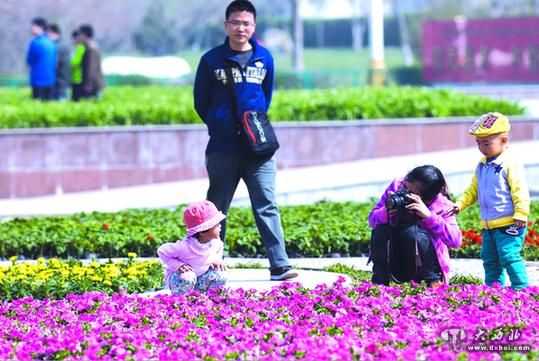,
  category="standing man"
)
[78,24,105,99]
[26,17,57,100]
[194,0,298,281]
[47,24,71,100]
